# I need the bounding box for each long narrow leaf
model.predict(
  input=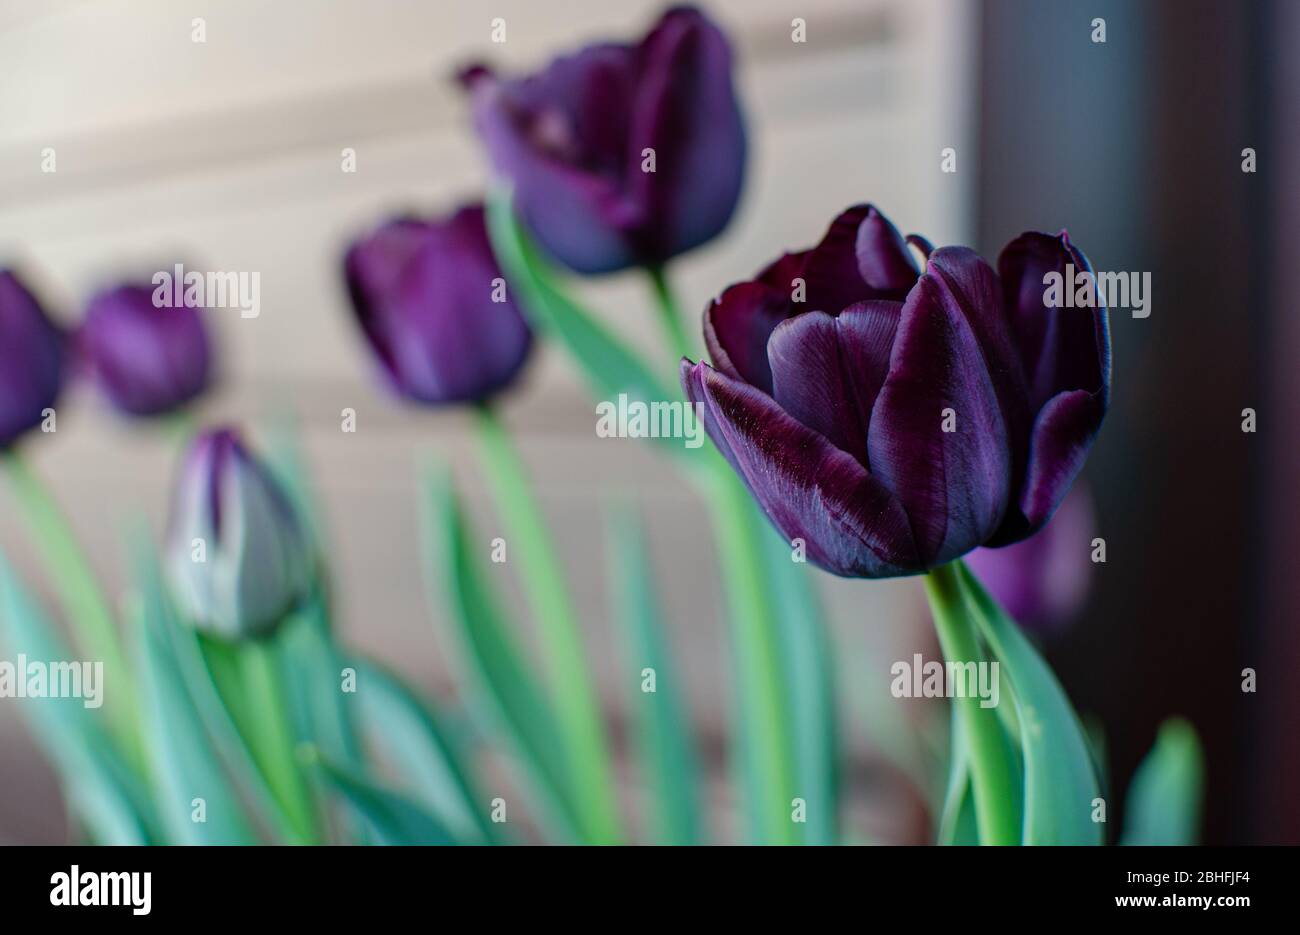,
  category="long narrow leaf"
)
[277,592,370,843]
[609,508,701,845]
[485,188,686,463]
[157,591,302,842]
[1121,717,1204,846]
[936,702,978,846]
[957,561,1102,844]
[130,544,258,844]
[757,524,838,845]
[421,469,579,841]
[306,751,457,846]
[352,657,499,844]
[0,553,154,844]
